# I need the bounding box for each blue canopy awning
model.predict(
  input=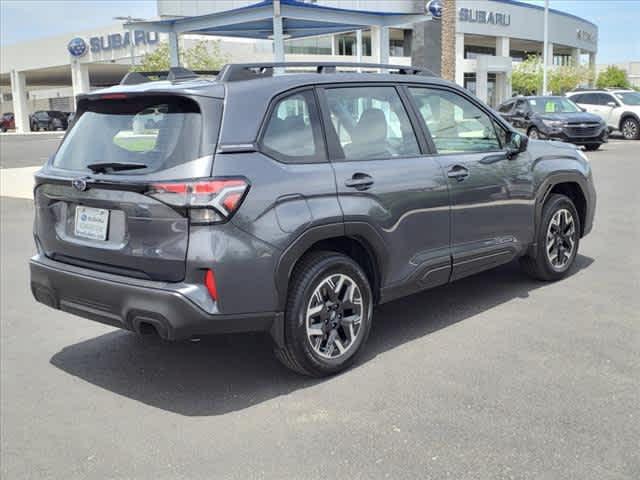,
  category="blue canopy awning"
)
[128,0,427,40]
